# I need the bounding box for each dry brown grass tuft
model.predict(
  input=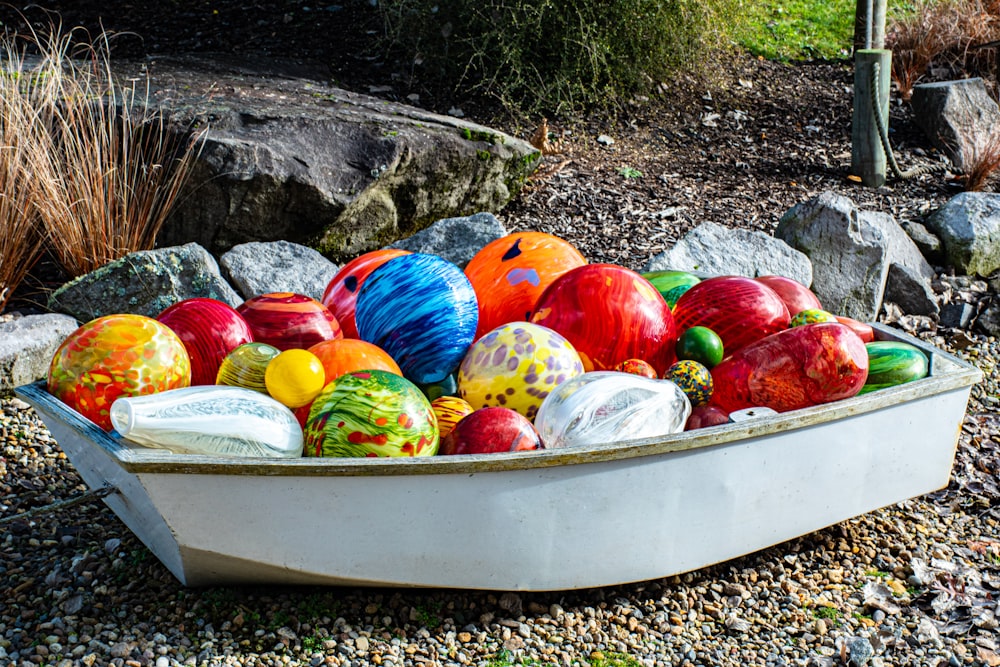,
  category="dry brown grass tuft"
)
[888,0,1000,101]
[0,36,59,312]
[960,127,1000,191]
[25,29,206,278]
